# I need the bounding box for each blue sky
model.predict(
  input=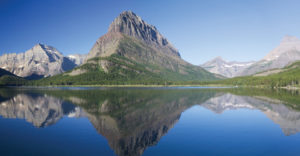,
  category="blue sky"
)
[1,0,300,64]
